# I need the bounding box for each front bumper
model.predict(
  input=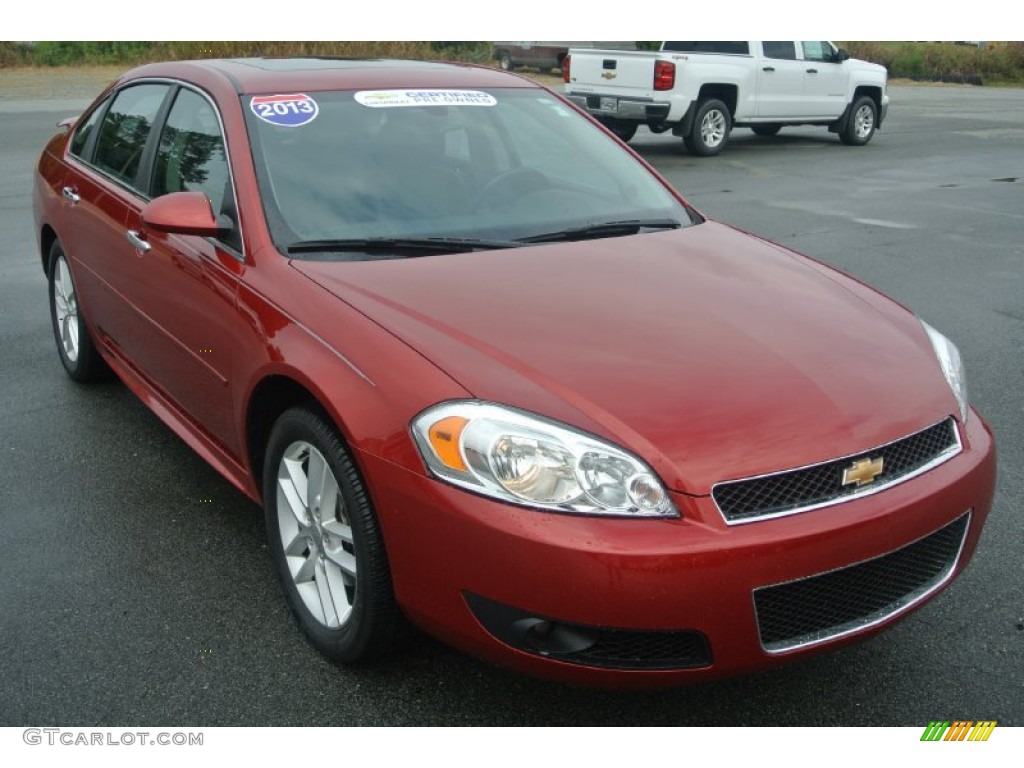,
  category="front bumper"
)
[358,412,995,688]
